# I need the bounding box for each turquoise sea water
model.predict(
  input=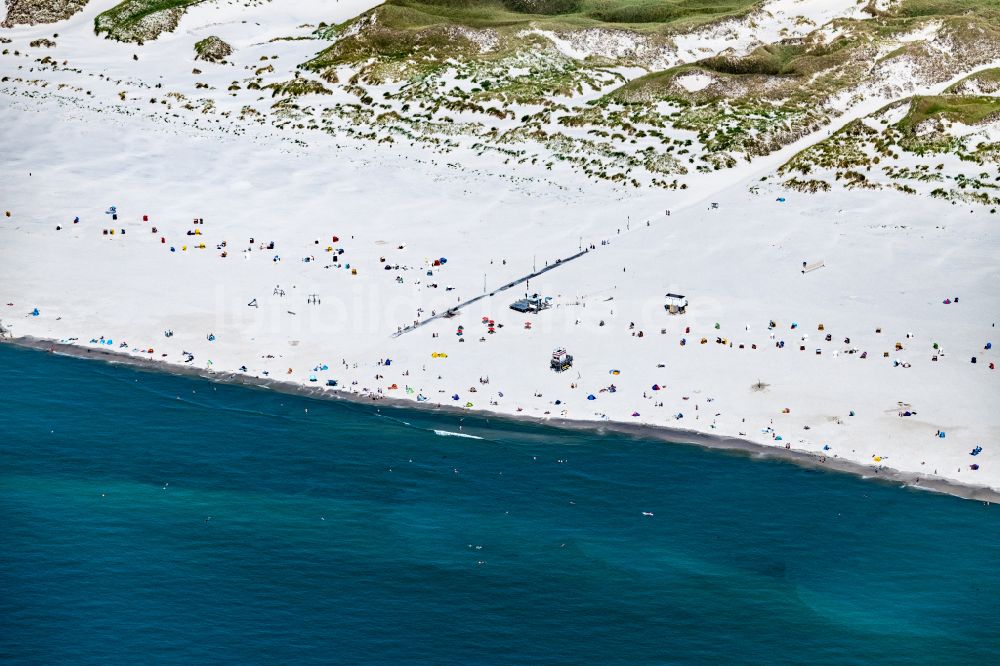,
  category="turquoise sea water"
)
[1,344,997,664]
